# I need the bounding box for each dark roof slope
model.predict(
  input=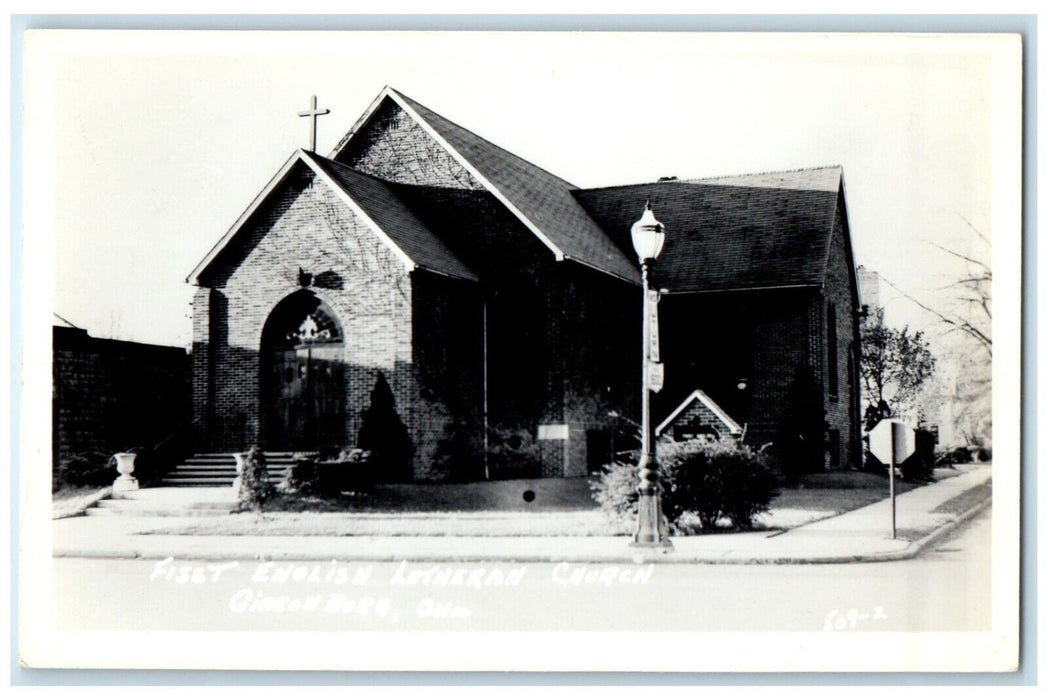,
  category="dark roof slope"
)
[572,167,843,293]
[312,156,478,282]
[390,90,640,283]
